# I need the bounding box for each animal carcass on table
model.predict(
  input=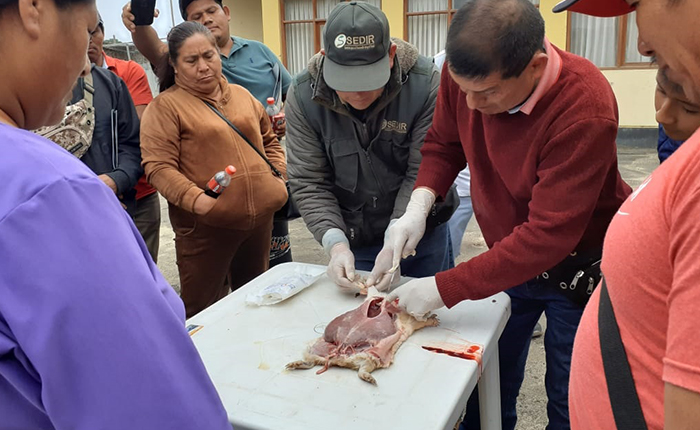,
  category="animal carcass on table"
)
[286,288,439,385]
